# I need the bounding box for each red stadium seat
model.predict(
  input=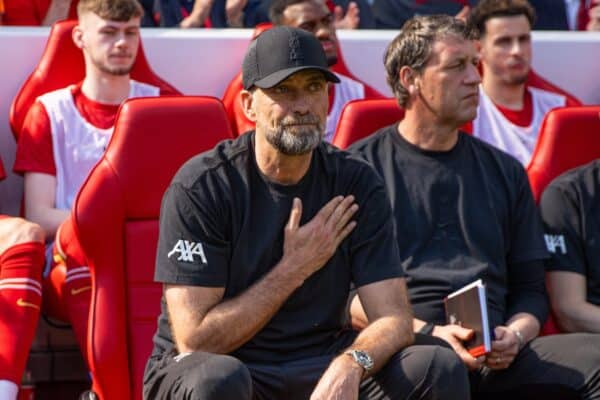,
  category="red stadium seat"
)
[221,22,381,136]
[331,98,403,149]
[9,19,180,140]
[540,314,561,336]
[528,106,600,336]
[527,106,600,203]
[66,96,232,400]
